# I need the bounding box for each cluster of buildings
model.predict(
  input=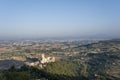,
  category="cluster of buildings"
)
[25,54,55,68]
